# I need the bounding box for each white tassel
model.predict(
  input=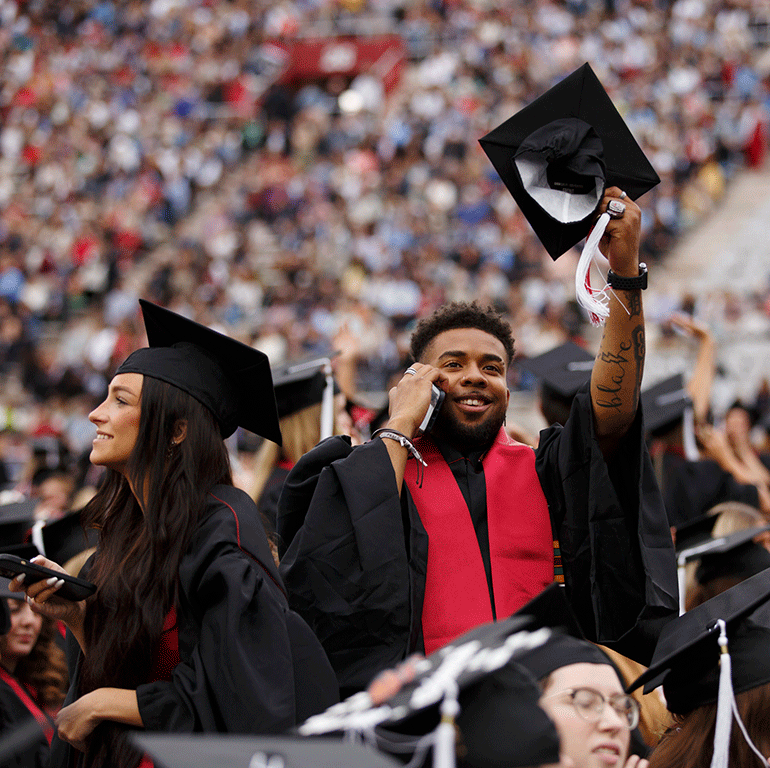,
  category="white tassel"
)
[710,619,733,768]
[682,405,699,462]
[575,212,611,326]
[434,682,459,768]
[321,360,335,440]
